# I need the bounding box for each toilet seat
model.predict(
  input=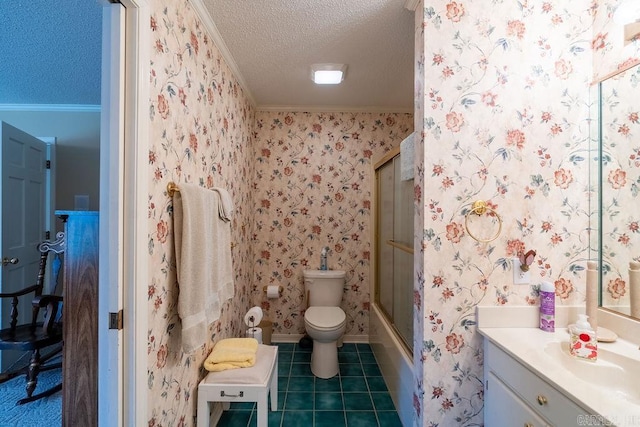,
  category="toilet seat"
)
[305,306,346,331]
